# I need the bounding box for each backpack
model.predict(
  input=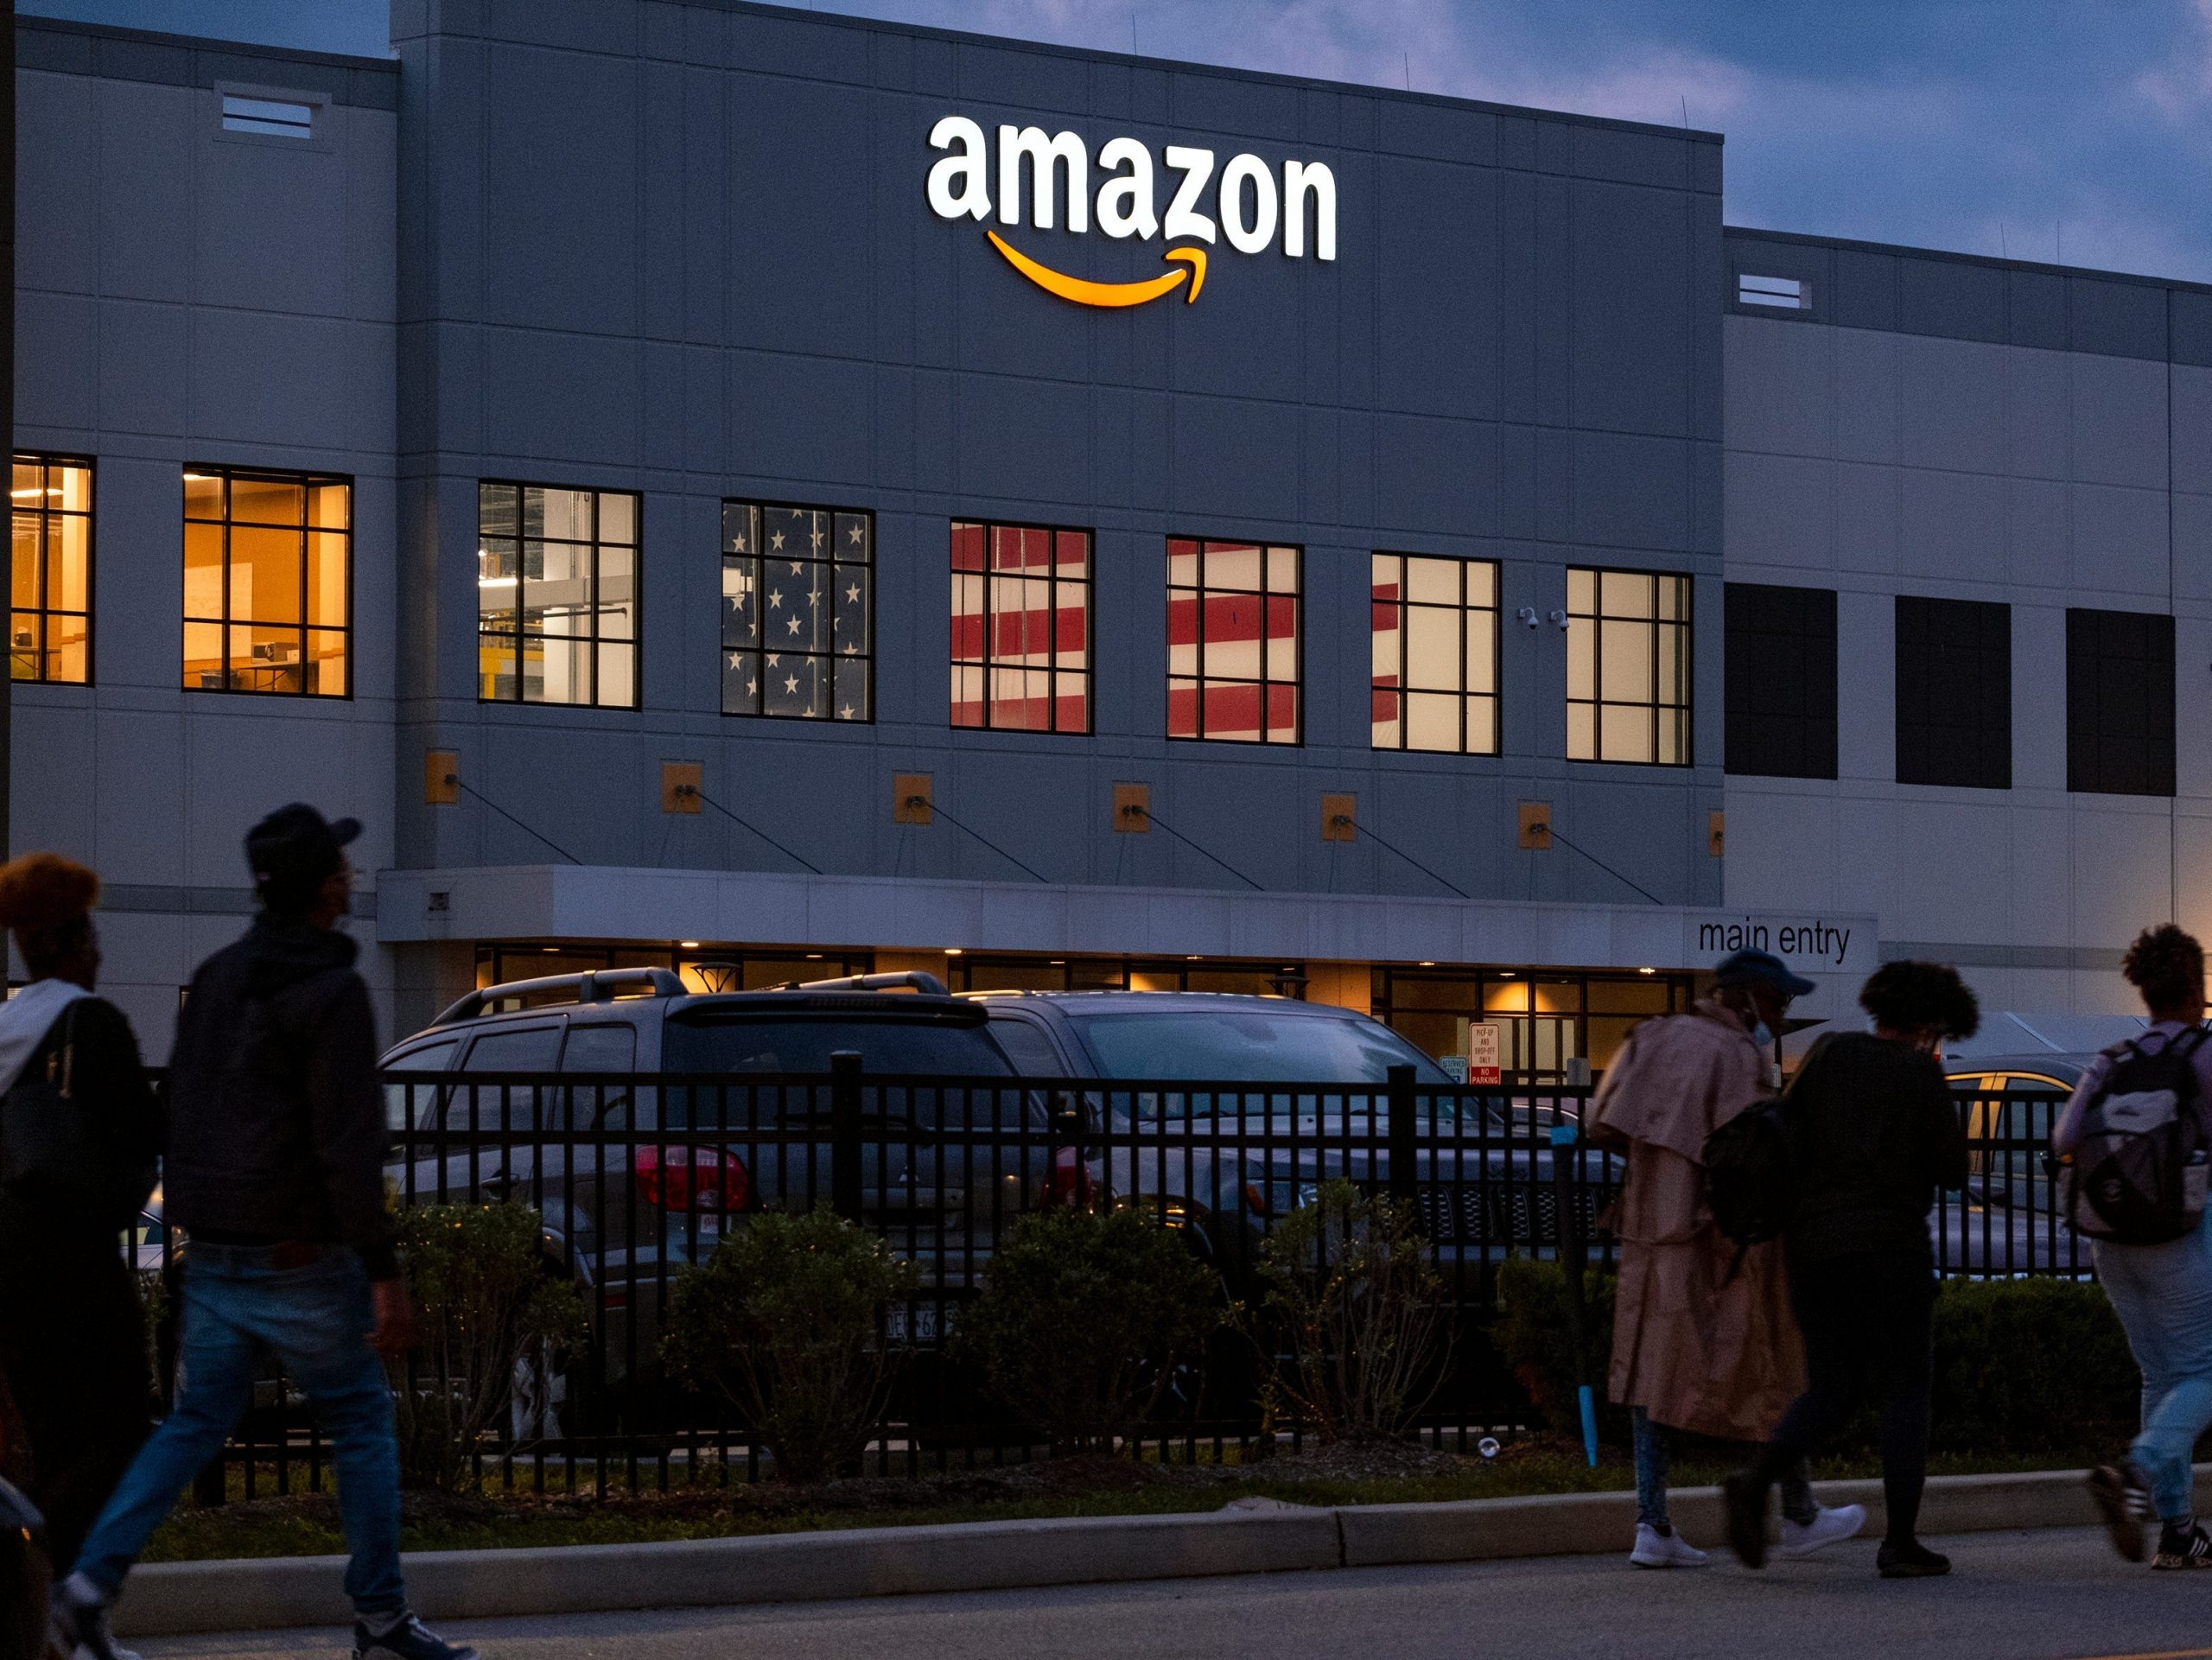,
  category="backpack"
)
[2064,1027,2210,1246]
[0,1002,157,1232]
[1704,1097,1796,1248]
